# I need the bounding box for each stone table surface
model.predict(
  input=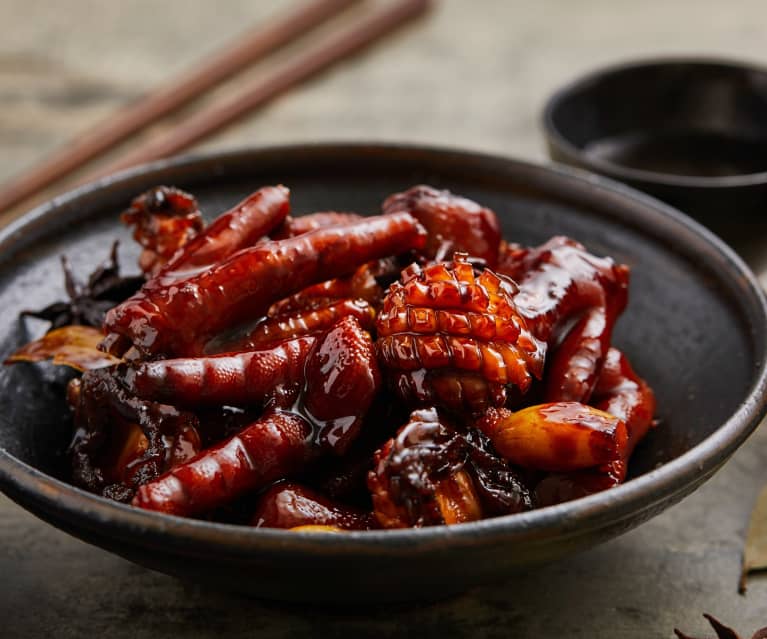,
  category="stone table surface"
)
[1,1,767,637]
